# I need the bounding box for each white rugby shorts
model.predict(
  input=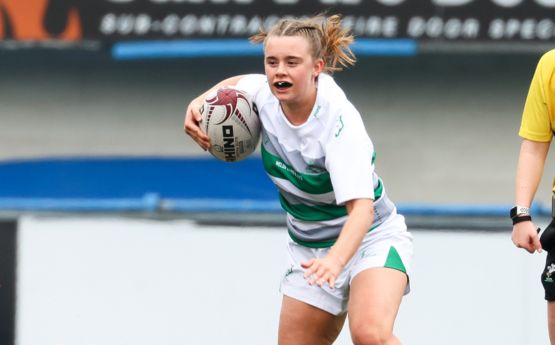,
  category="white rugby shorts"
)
[280,212,413,315]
